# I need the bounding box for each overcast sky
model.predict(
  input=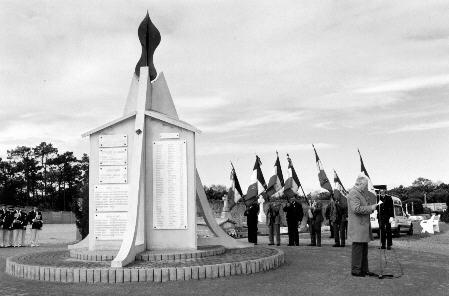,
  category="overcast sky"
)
[1,0,448,192]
